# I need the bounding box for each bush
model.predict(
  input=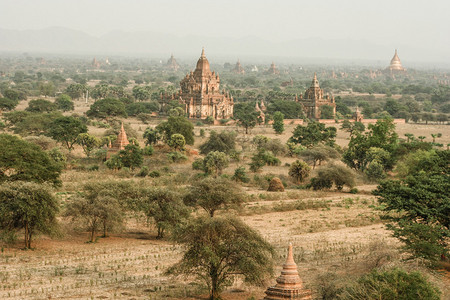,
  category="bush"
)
[340,268,440,300]
[288,160,311,184]
[232,166,250,183]
[87,165,99,171]
[365,161,386,181]
[192,158,204,170]
[148,170,161,178]
[142,145,154,156]
[310,164,355,191]
[136,166,149,177]
[167,151,188,163]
